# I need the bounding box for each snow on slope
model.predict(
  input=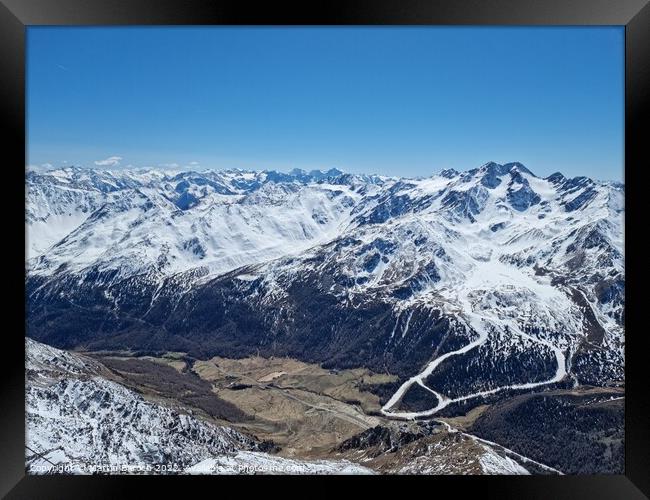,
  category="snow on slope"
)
[26,338,253,473]
[186,453,372,475]
[25,338,372,475]
[213,162,624,414]
[478,446,530,475]
[26,162,624,418]
[27,167,378,281]
[392,441,529,475]
[337,424,531,475]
